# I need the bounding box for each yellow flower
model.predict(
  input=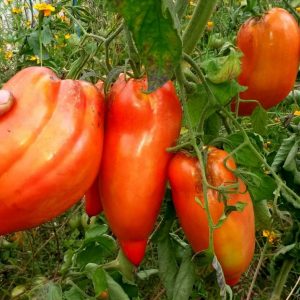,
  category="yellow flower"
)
[5,51,13,60]
[189,1,196,6]
[293,111,300,116]
[296,7,300,13]
[262,230,278,244]
[28,55,40,64]
[185,15,192,19]
[207,21,214,30]
[12,7,22,14]
[64,33,71,40]
[34,3,55,17]
[25,20,31,28]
